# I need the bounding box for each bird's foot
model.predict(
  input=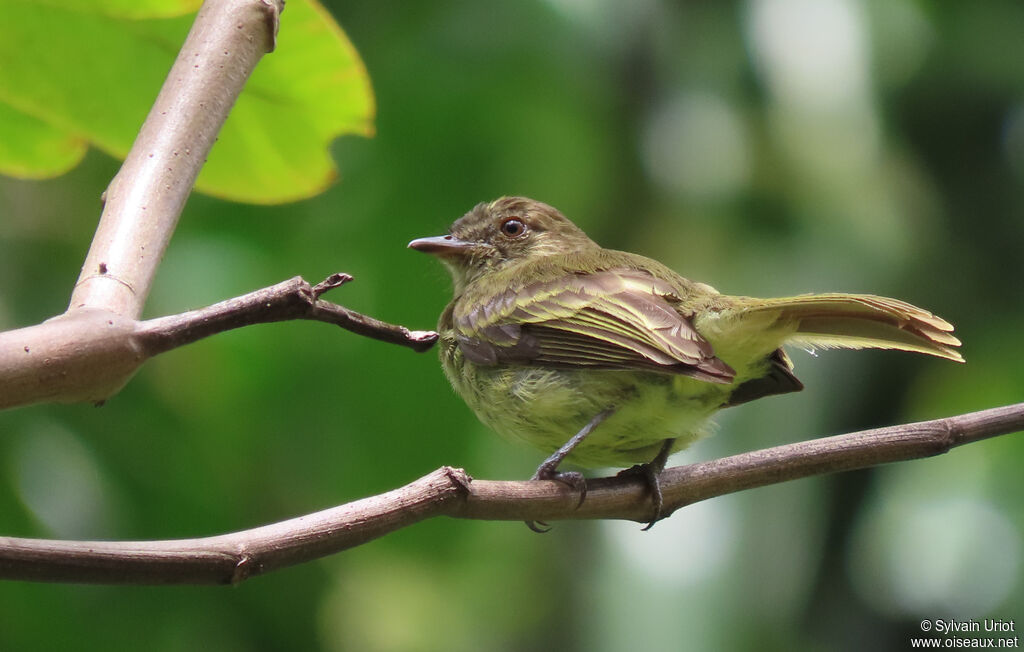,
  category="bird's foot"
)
[525,467,588,533]
[531,466,588,507]
[616,439,674,530]
[617,463,664,530]
[523,409,614,533]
